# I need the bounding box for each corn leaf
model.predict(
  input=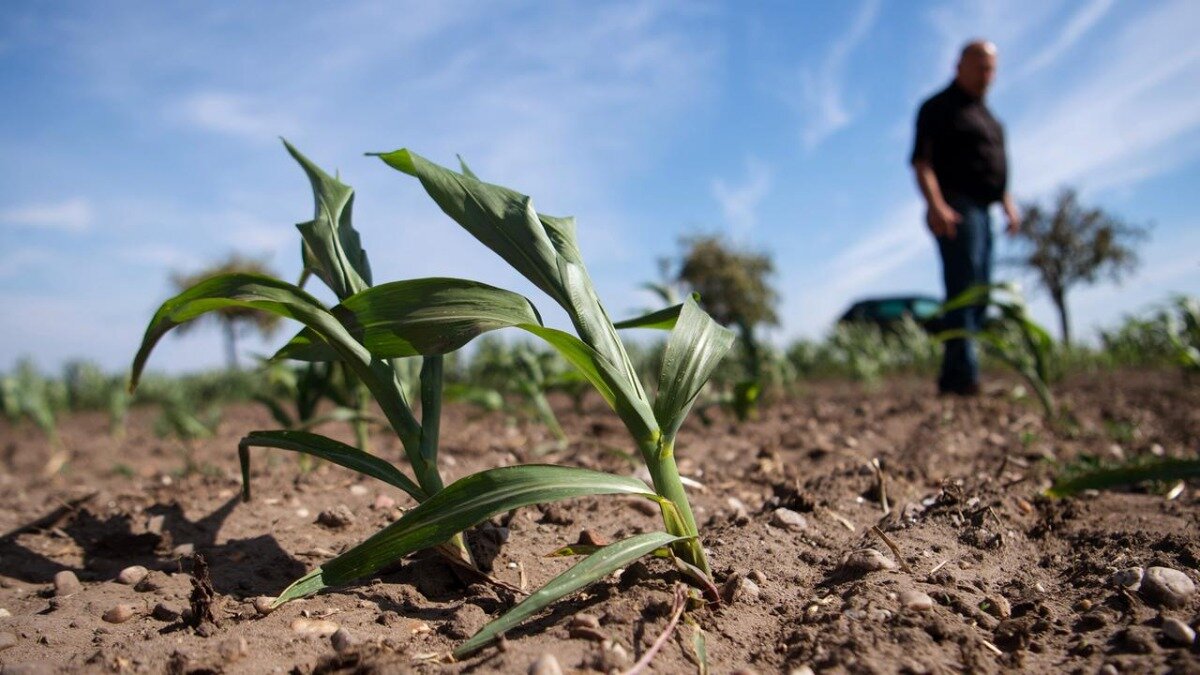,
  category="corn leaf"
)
[454,531,686,657]
[274,465,657,604]
[614,303,685,330]
[238,430,425,502]
[130,273,368,391]
[275,277,543,361]
[374,149,652,432]
[129,272,422,447]
[1046,457,1200,498]
[283,140,372,299]
[654,297,736,440]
